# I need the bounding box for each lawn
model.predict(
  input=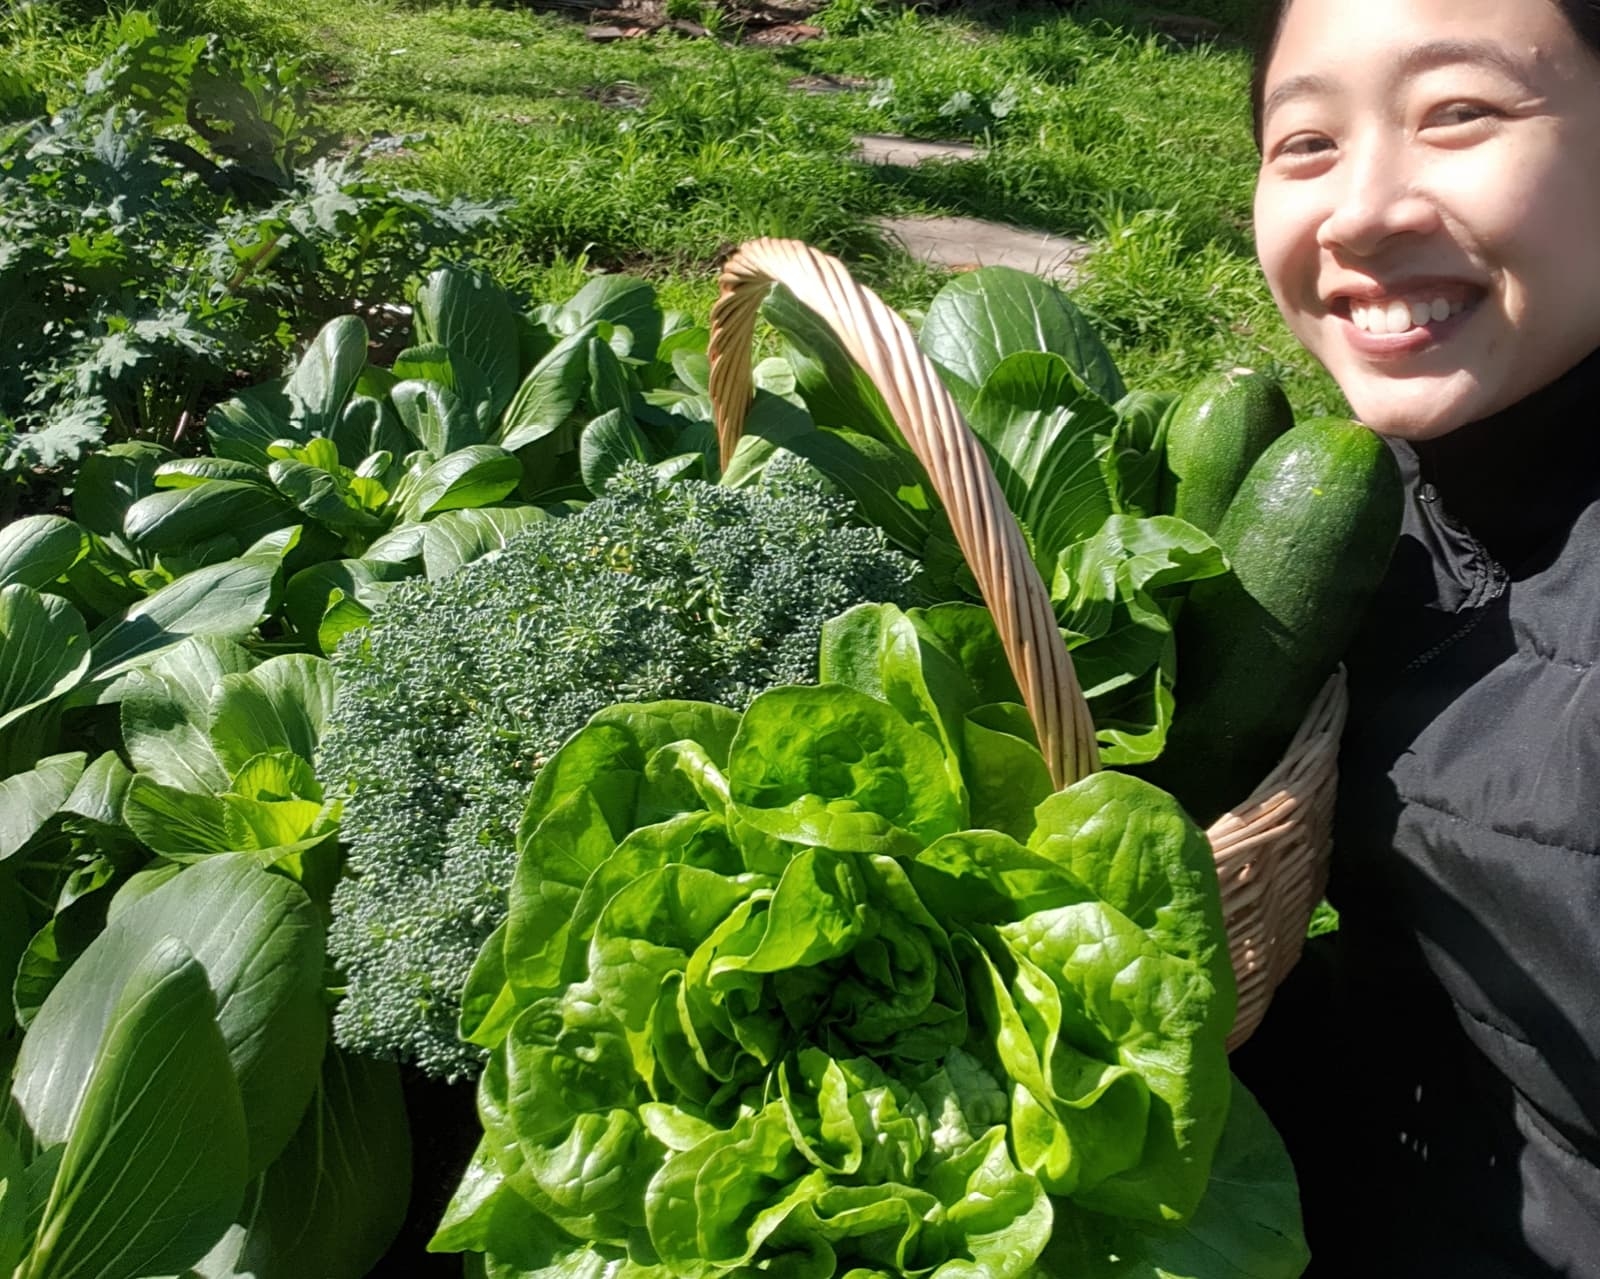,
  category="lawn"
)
[3,0,1342,416]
